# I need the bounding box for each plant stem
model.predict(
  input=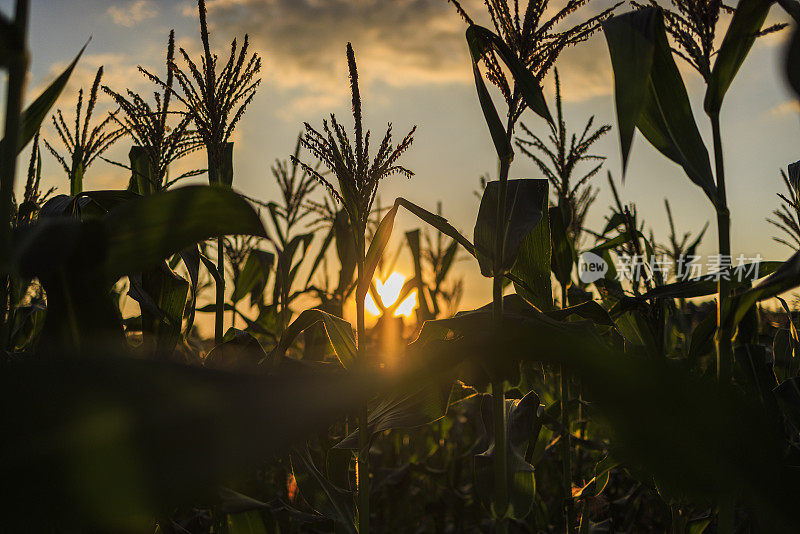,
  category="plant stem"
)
[489,103,519,532]
[356,237,370,534]
[710,111,736,533]
[560,282,575,533]
[0,0,28,346]
[710,113,732,385]
[491,153,510,532]
[215,236,224,343]
[207,150,225,345]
